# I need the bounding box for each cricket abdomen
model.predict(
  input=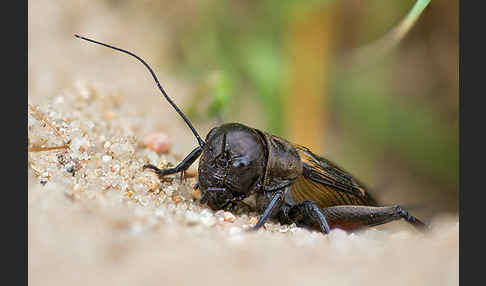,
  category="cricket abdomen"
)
[290,173,375,209]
